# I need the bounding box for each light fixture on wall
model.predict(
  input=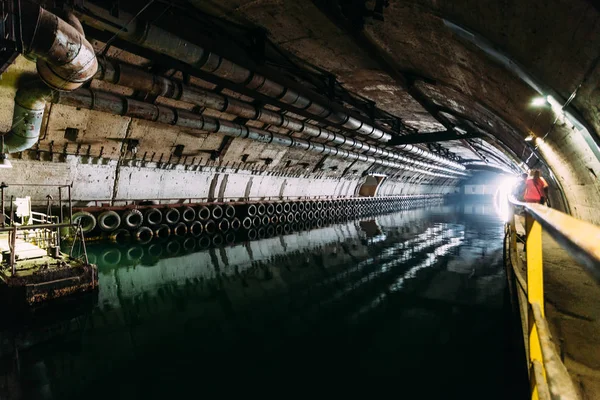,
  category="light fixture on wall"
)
[531,97,548,107]
[524,134,536,142]
[0,136,12,169]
